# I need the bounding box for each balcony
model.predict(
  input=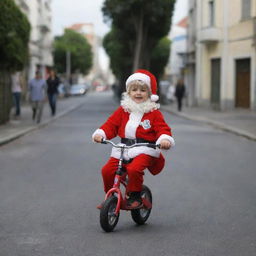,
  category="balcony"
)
[199,27,222,43]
